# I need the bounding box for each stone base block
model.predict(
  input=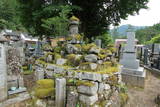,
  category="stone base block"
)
[0,87,7,102]
[121,68,146,88]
